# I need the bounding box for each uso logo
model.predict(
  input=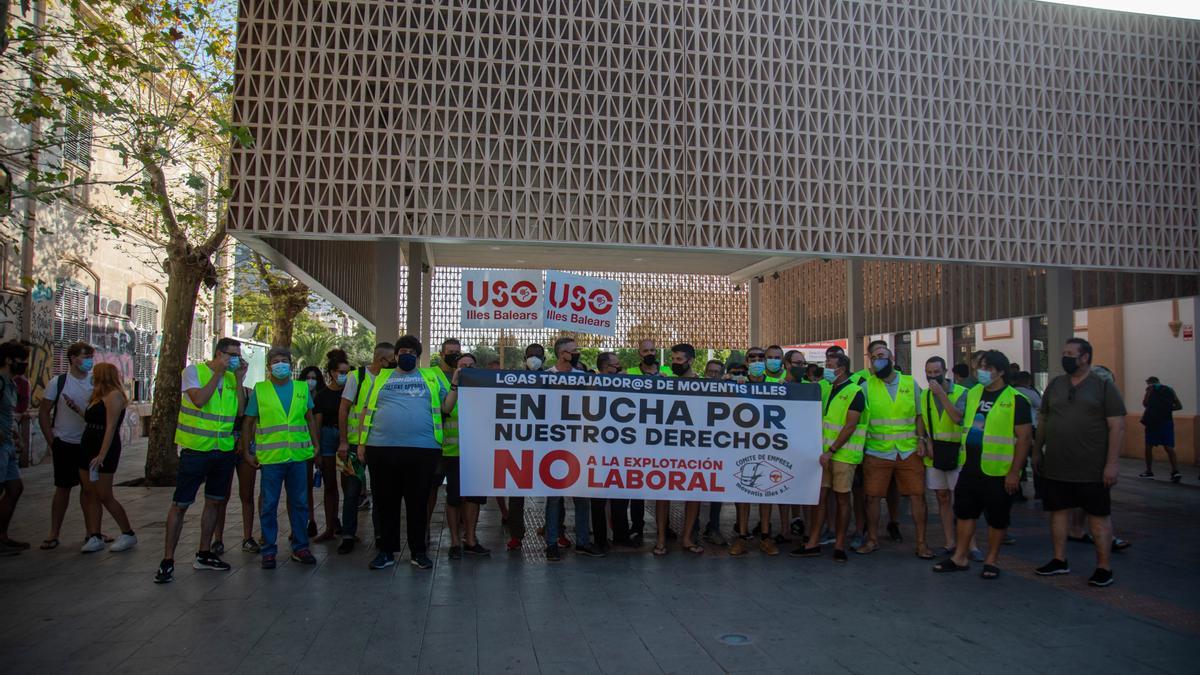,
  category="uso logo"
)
[465,279,539,309]
[546,280,614,315]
